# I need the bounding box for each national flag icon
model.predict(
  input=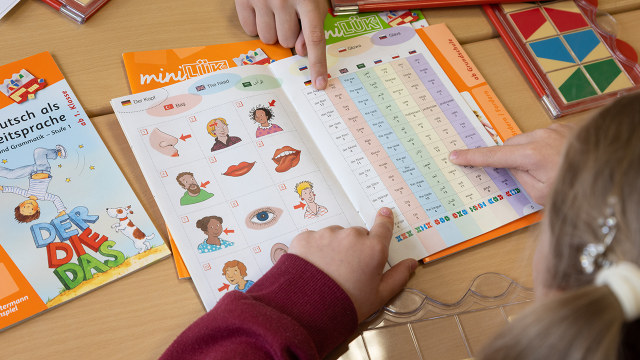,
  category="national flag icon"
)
[242,82,252,87]
[374,59,383,64]
[304,80,312,86]
[164,104,174,111]
[298,65,308,71]
[409,49,417,55]
[379,35,387,40]
[196,85,206,92]
[391,53,400,59]
[339,68,349,74]
[121,100,132,106]
[338,47,347,53]
[356,63,366,69]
